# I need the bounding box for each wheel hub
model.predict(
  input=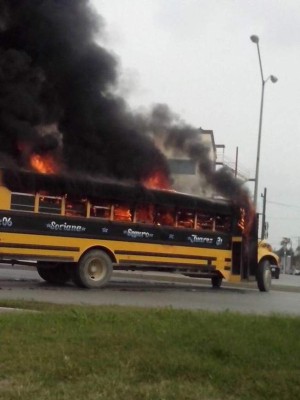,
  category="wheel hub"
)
[88,260,105,281]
